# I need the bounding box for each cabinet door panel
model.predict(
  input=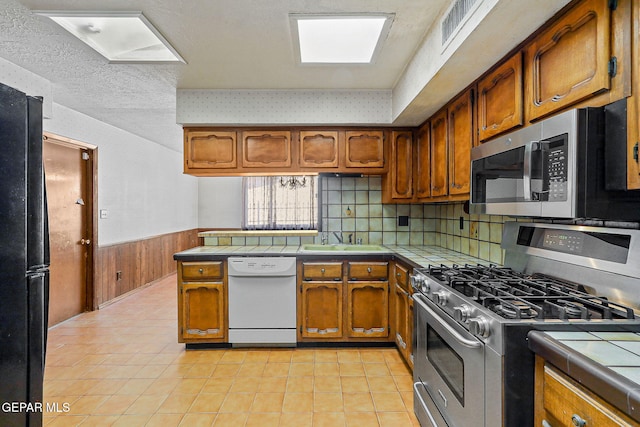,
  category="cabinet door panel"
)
[478,52,523,142]
[394,283,409,352]
[181,283,225,340]
[389,131,413,199]
[415,122,431,200]
[242,131,291,167]
[430,110,448,197]
[184,130,237,169]
[448,89,473,196]
[525,0,611,121]
[301,282,342,338]
[299,131,339,168]
[347,282,389,338]
[345,131,385,168]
